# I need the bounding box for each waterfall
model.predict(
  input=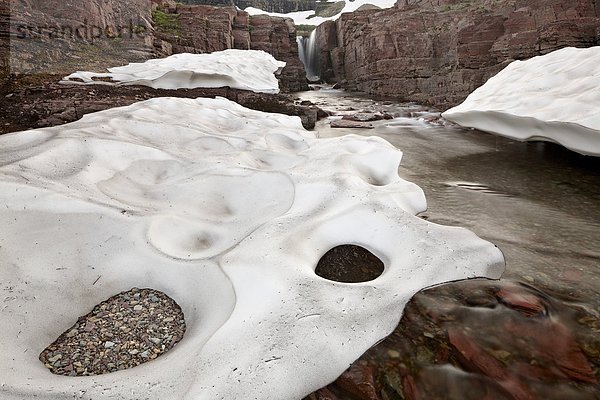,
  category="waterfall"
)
[297,29,320,81]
